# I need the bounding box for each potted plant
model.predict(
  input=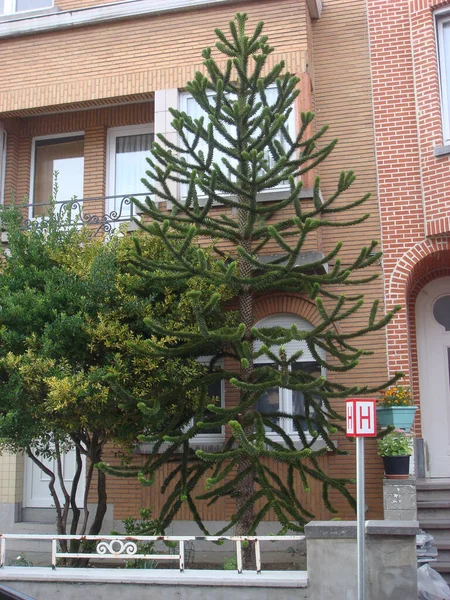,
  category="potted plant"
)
[376,385,417,431]
[378,429,413,478]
